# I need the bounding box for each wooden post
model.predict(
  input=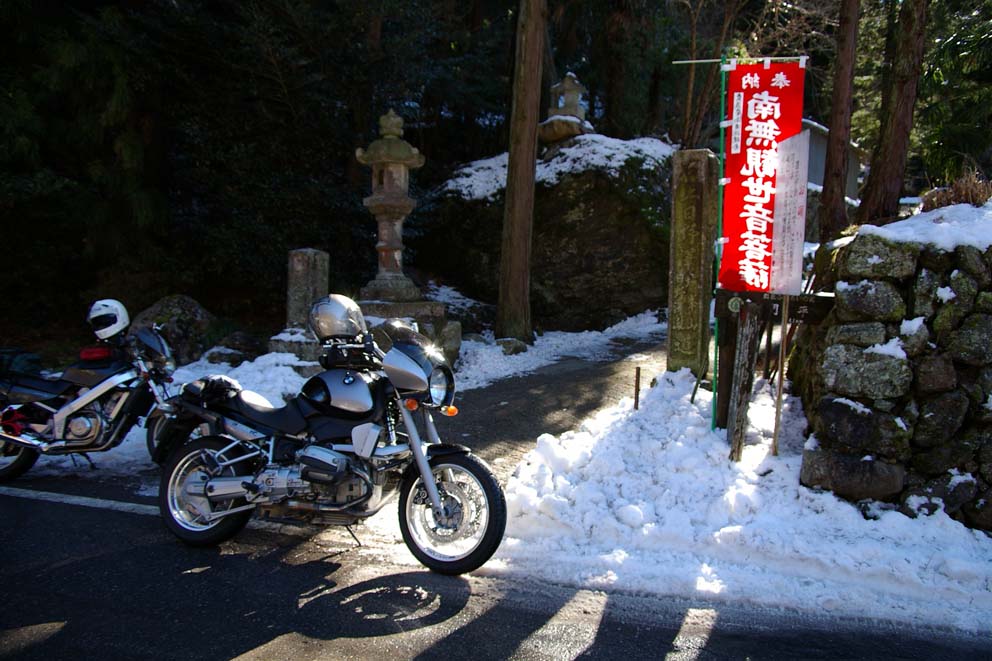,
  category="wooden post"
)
[634,366,641,410]
[715,305,738,429]
[727,301,763,462]
[771,296,791,456]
